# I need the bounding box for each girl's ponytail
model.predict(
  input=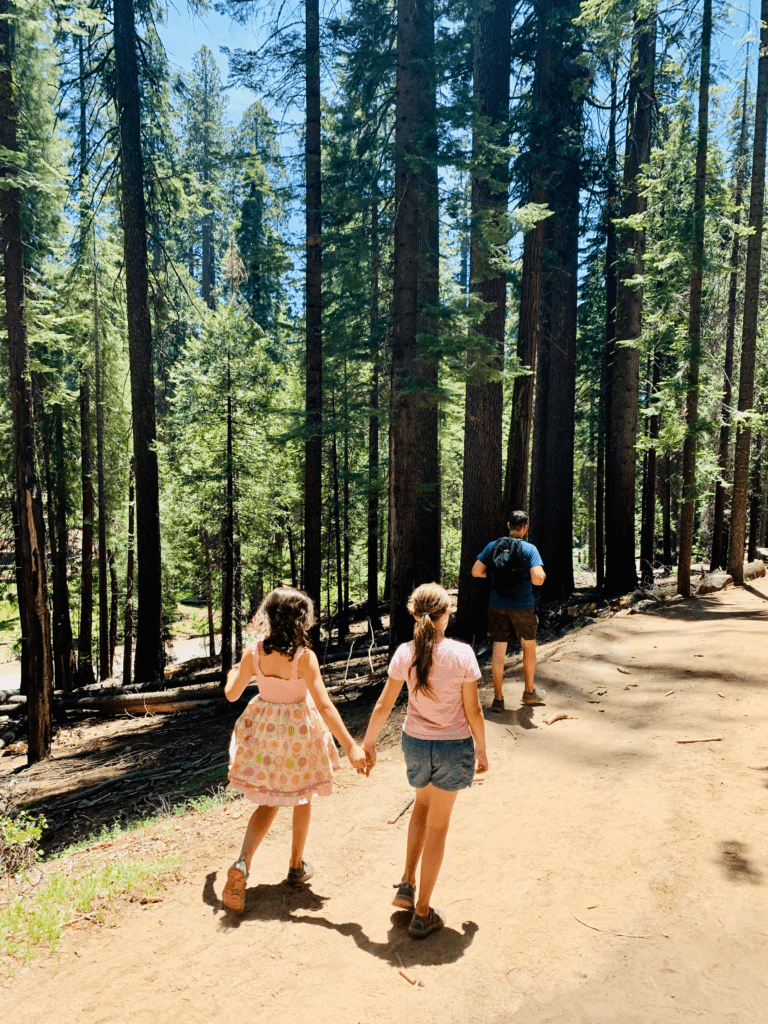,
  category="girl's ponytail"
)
[407,583,450,695]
